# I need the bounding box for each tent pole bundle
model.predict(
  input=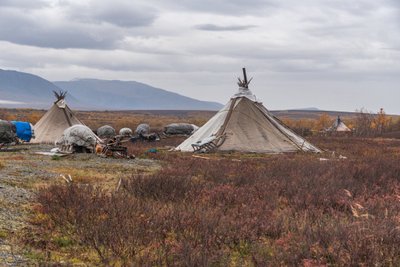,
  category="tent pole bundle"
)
[175,68,321,154]
[238,67,252,89]
[54,91,73,127]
